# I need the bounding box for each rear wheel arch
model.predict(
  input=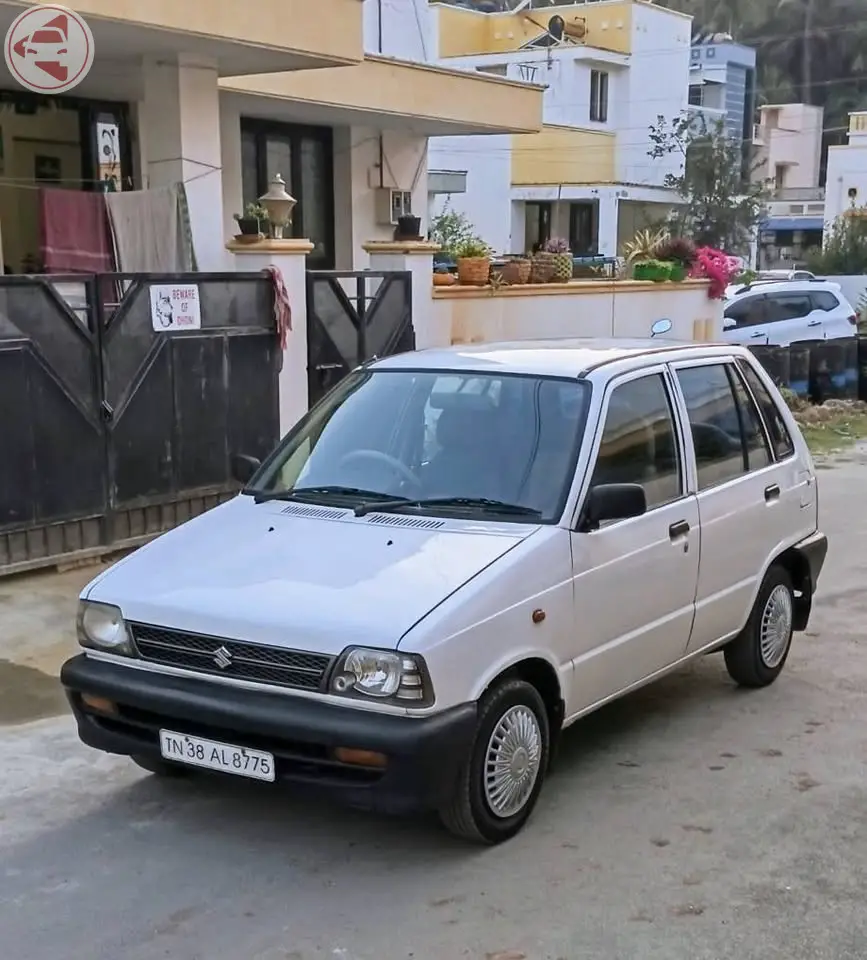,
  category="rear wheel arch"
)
[772,545,813,631]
